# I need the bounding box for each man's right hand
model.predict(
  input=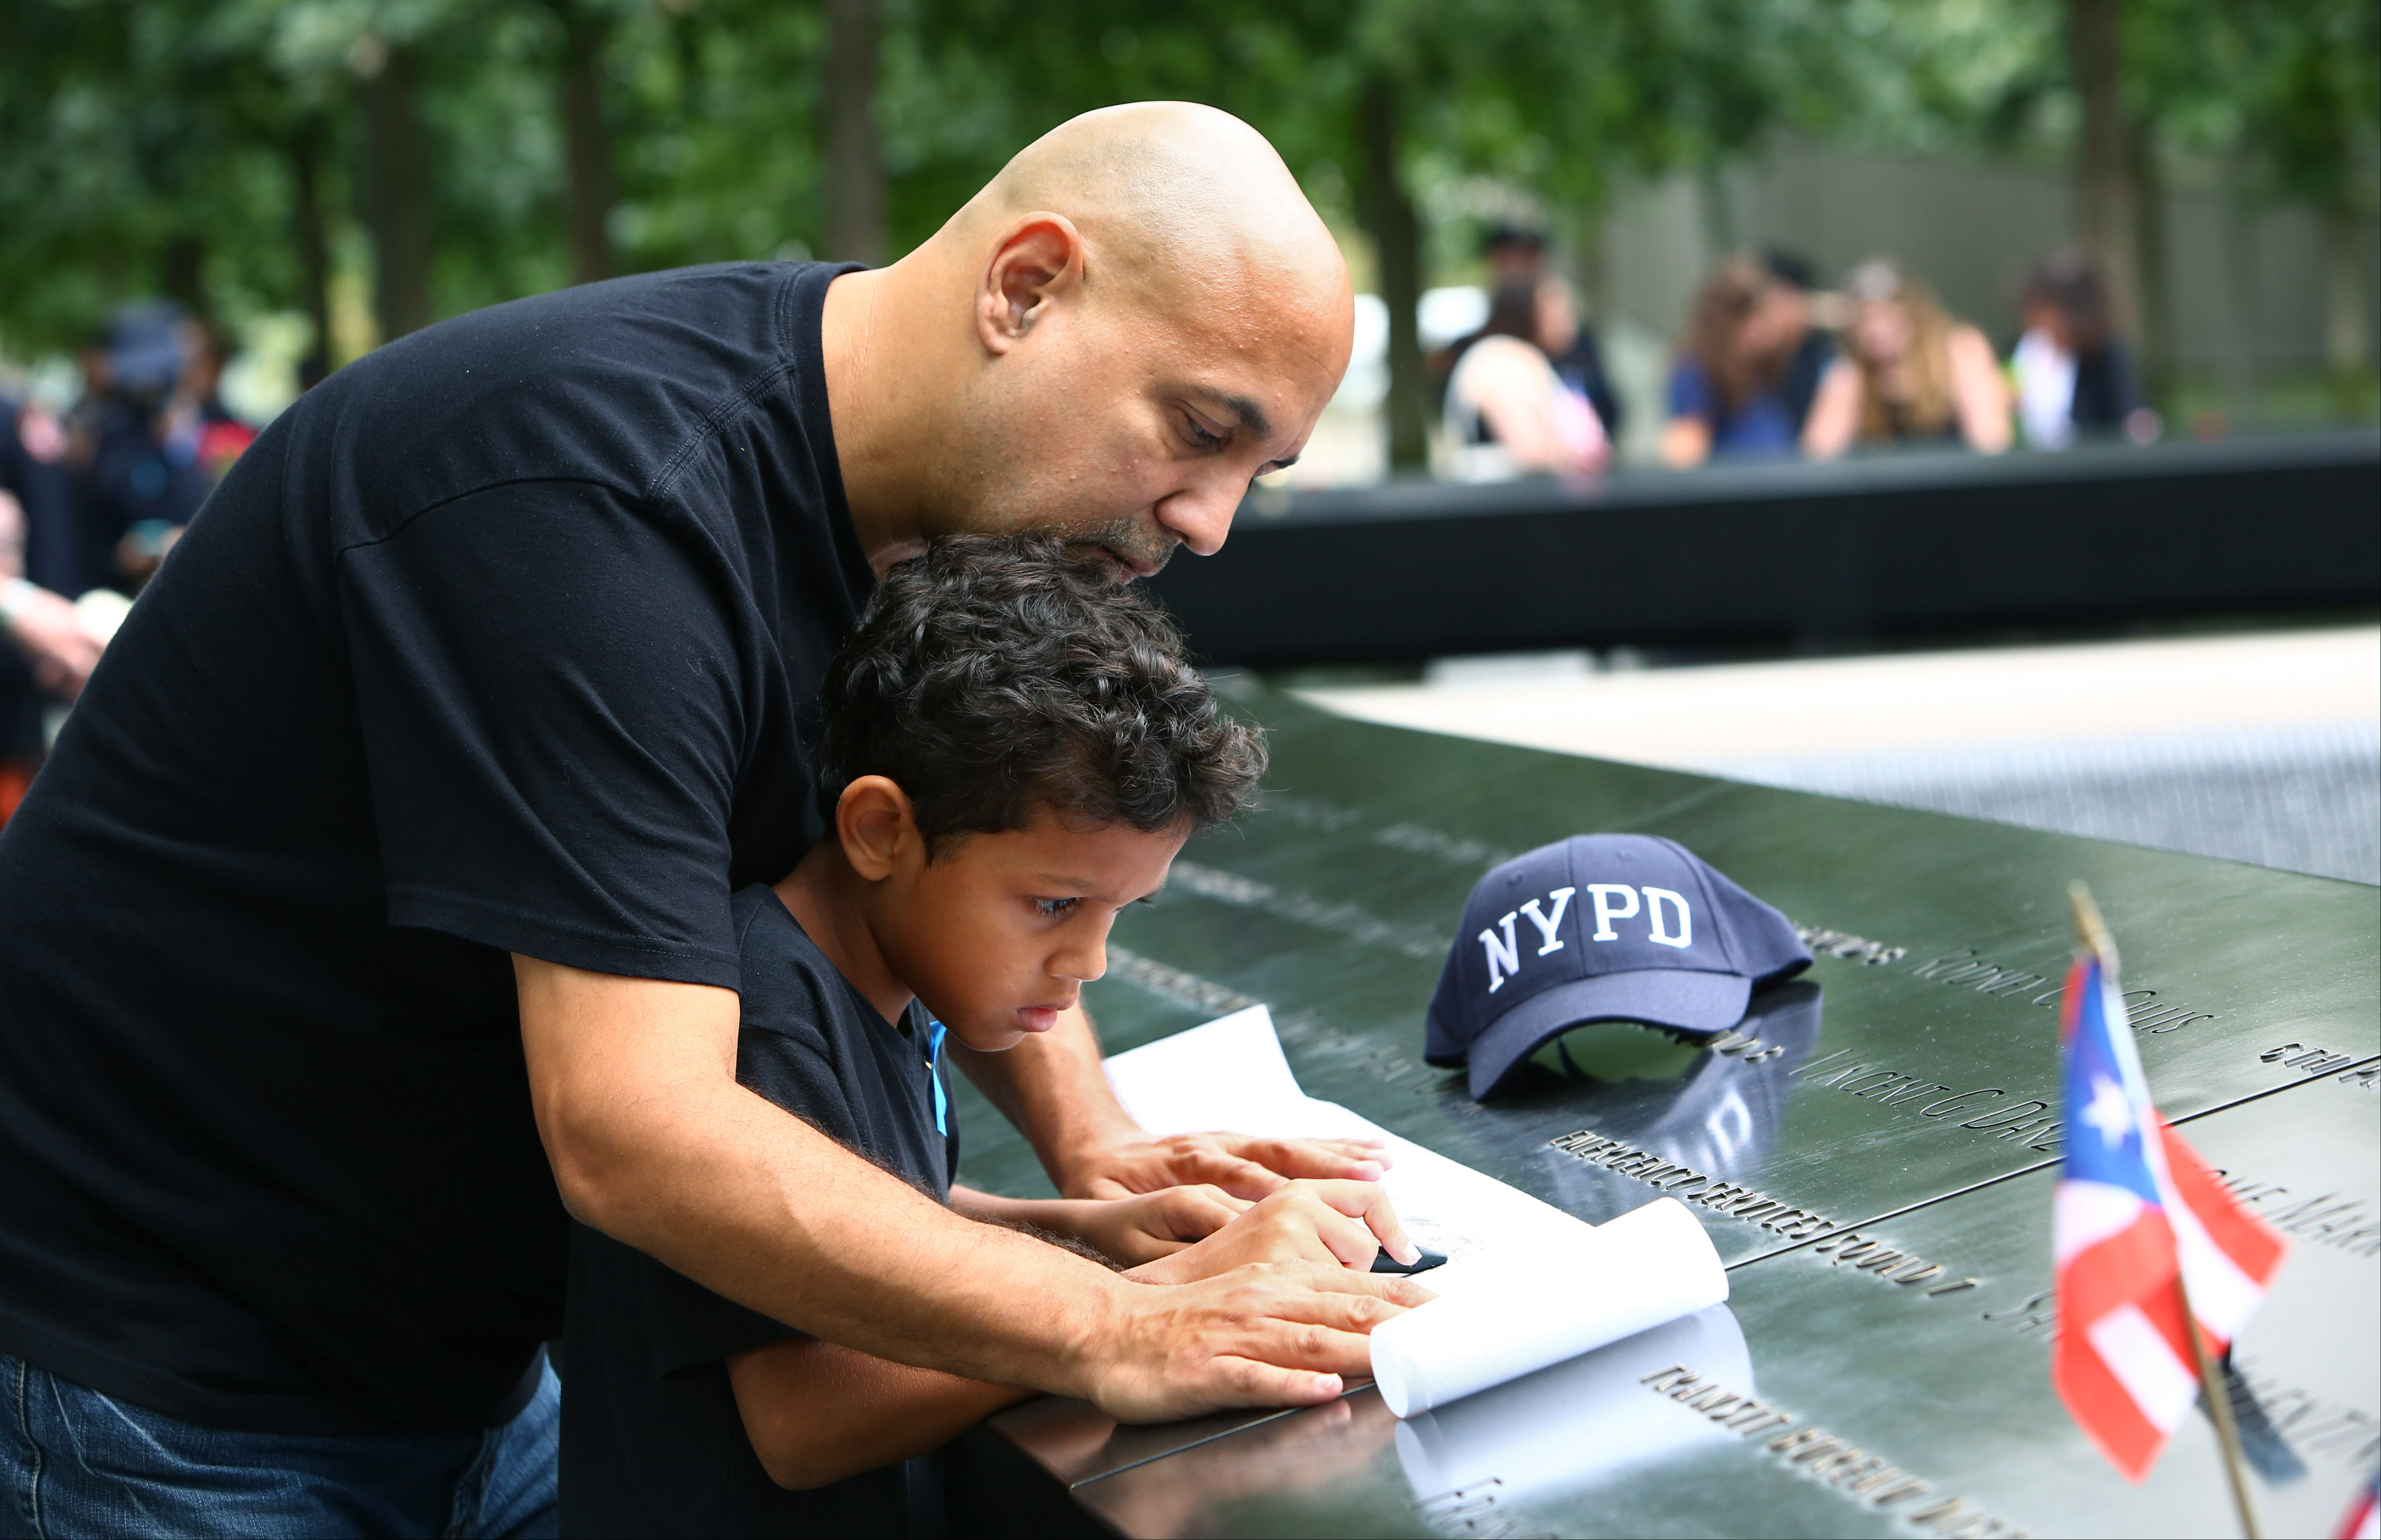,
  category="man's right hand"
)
[1086,1260,1432,1423]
